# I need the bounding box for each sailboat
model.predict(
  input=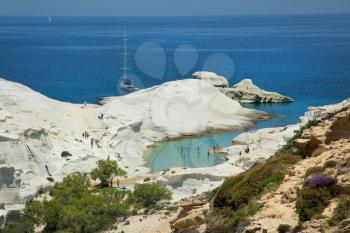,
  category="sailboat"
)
[48,16,52,22]
[119,29,135,91]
